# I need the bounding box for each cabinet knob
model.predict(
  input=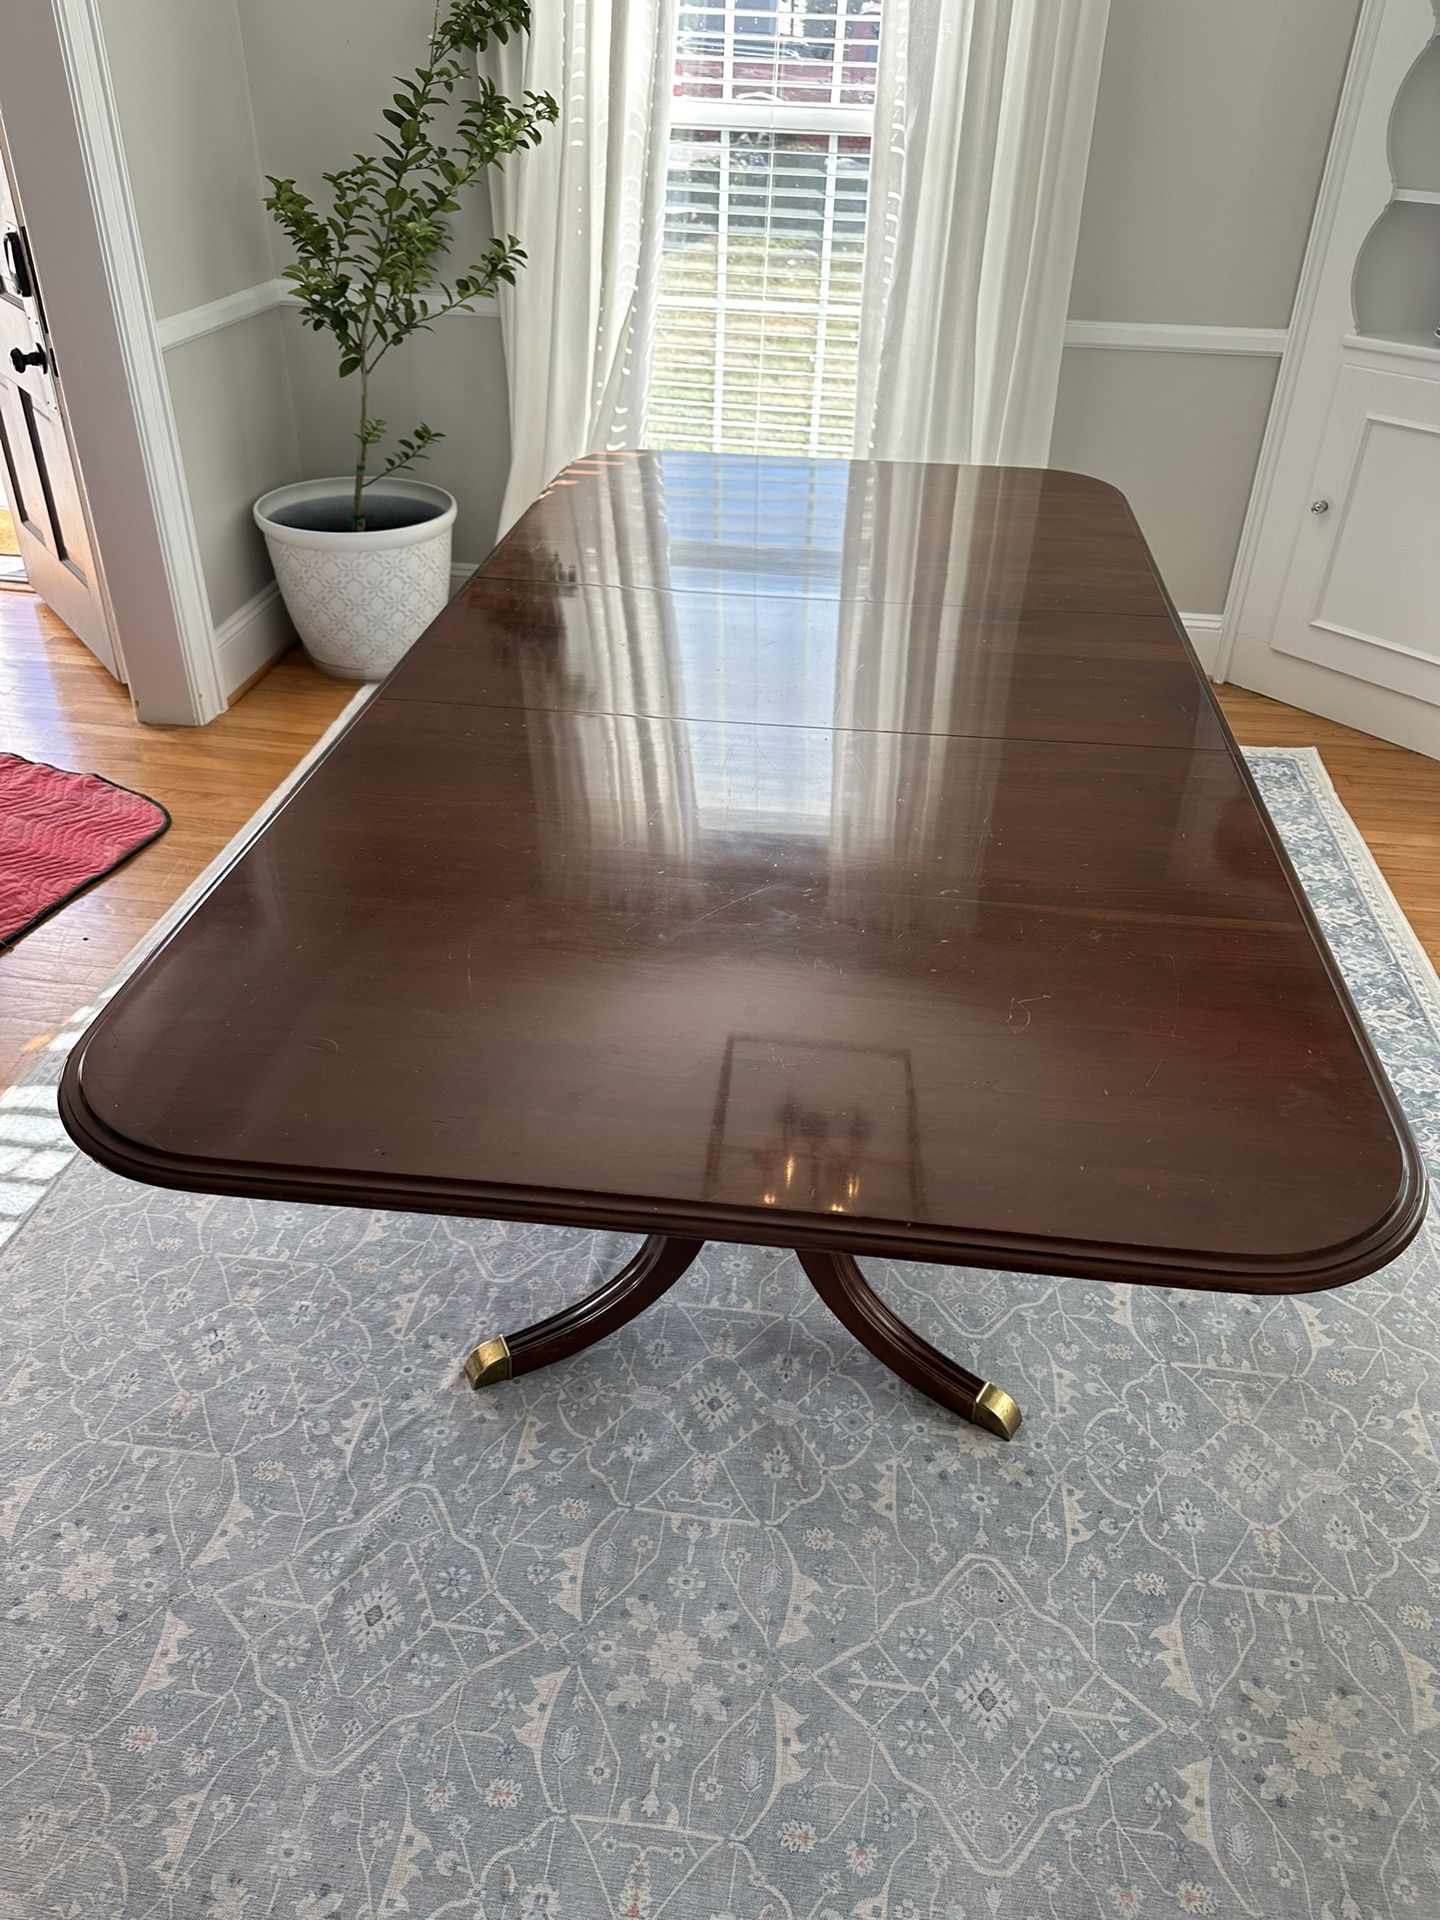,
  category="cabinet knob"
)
[9,344,46,374]
[1311,499,1330,515]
